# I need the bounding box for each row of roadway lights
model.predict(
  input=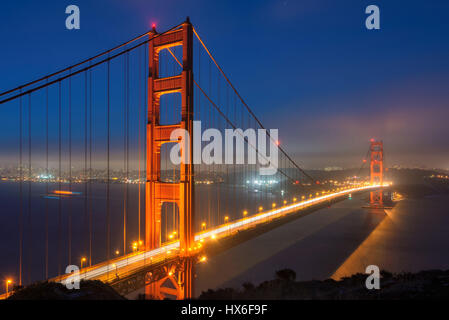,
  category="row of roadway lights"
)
[78,239,187,280]
[10,186,359,294]
[109,186,357,261]
[77,240,145,270]
[201,185,359,228]
[145,186,362,266]
[9,186,359,294]
[72,186,359,281]
[3,189,347,297]
[154,187,358,274]
[5,250,125,297]
[7,222,237,289]
[4,233,141,290]
[94,186,360,264]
